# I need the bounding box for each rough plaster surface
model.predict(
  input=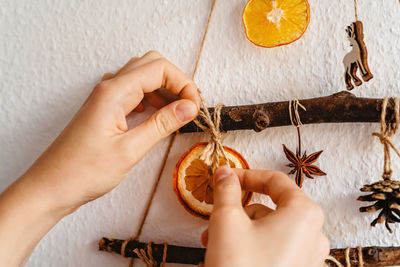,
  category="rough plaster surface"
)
[0,0,399,266]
